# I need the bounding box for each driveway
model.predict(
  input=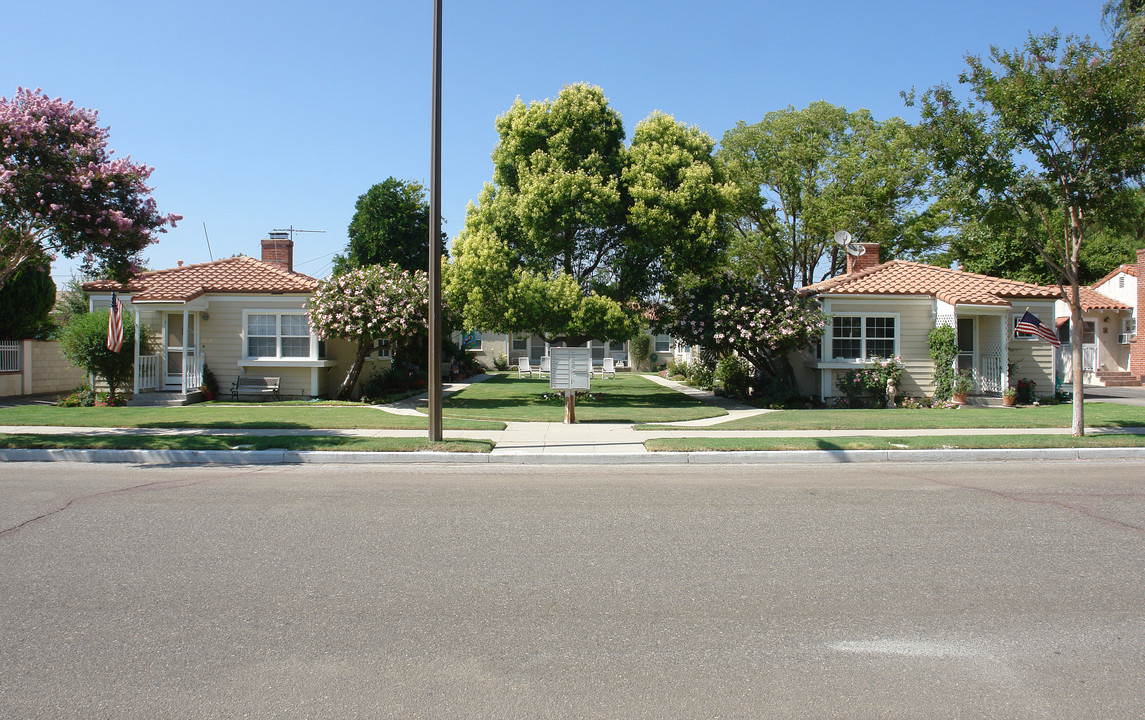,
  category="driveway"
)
[1084,383,1145,407]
